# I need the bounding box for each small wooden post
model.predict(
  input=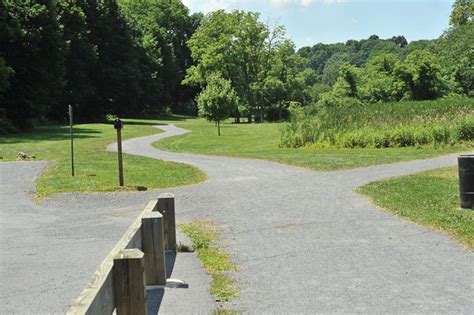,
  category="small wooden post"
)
[141,212,166,286]
[68,105,75,177]
[157,193,176,251]
[117,128,124,187]
[113,249,147,315]
[114,118,124,187]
